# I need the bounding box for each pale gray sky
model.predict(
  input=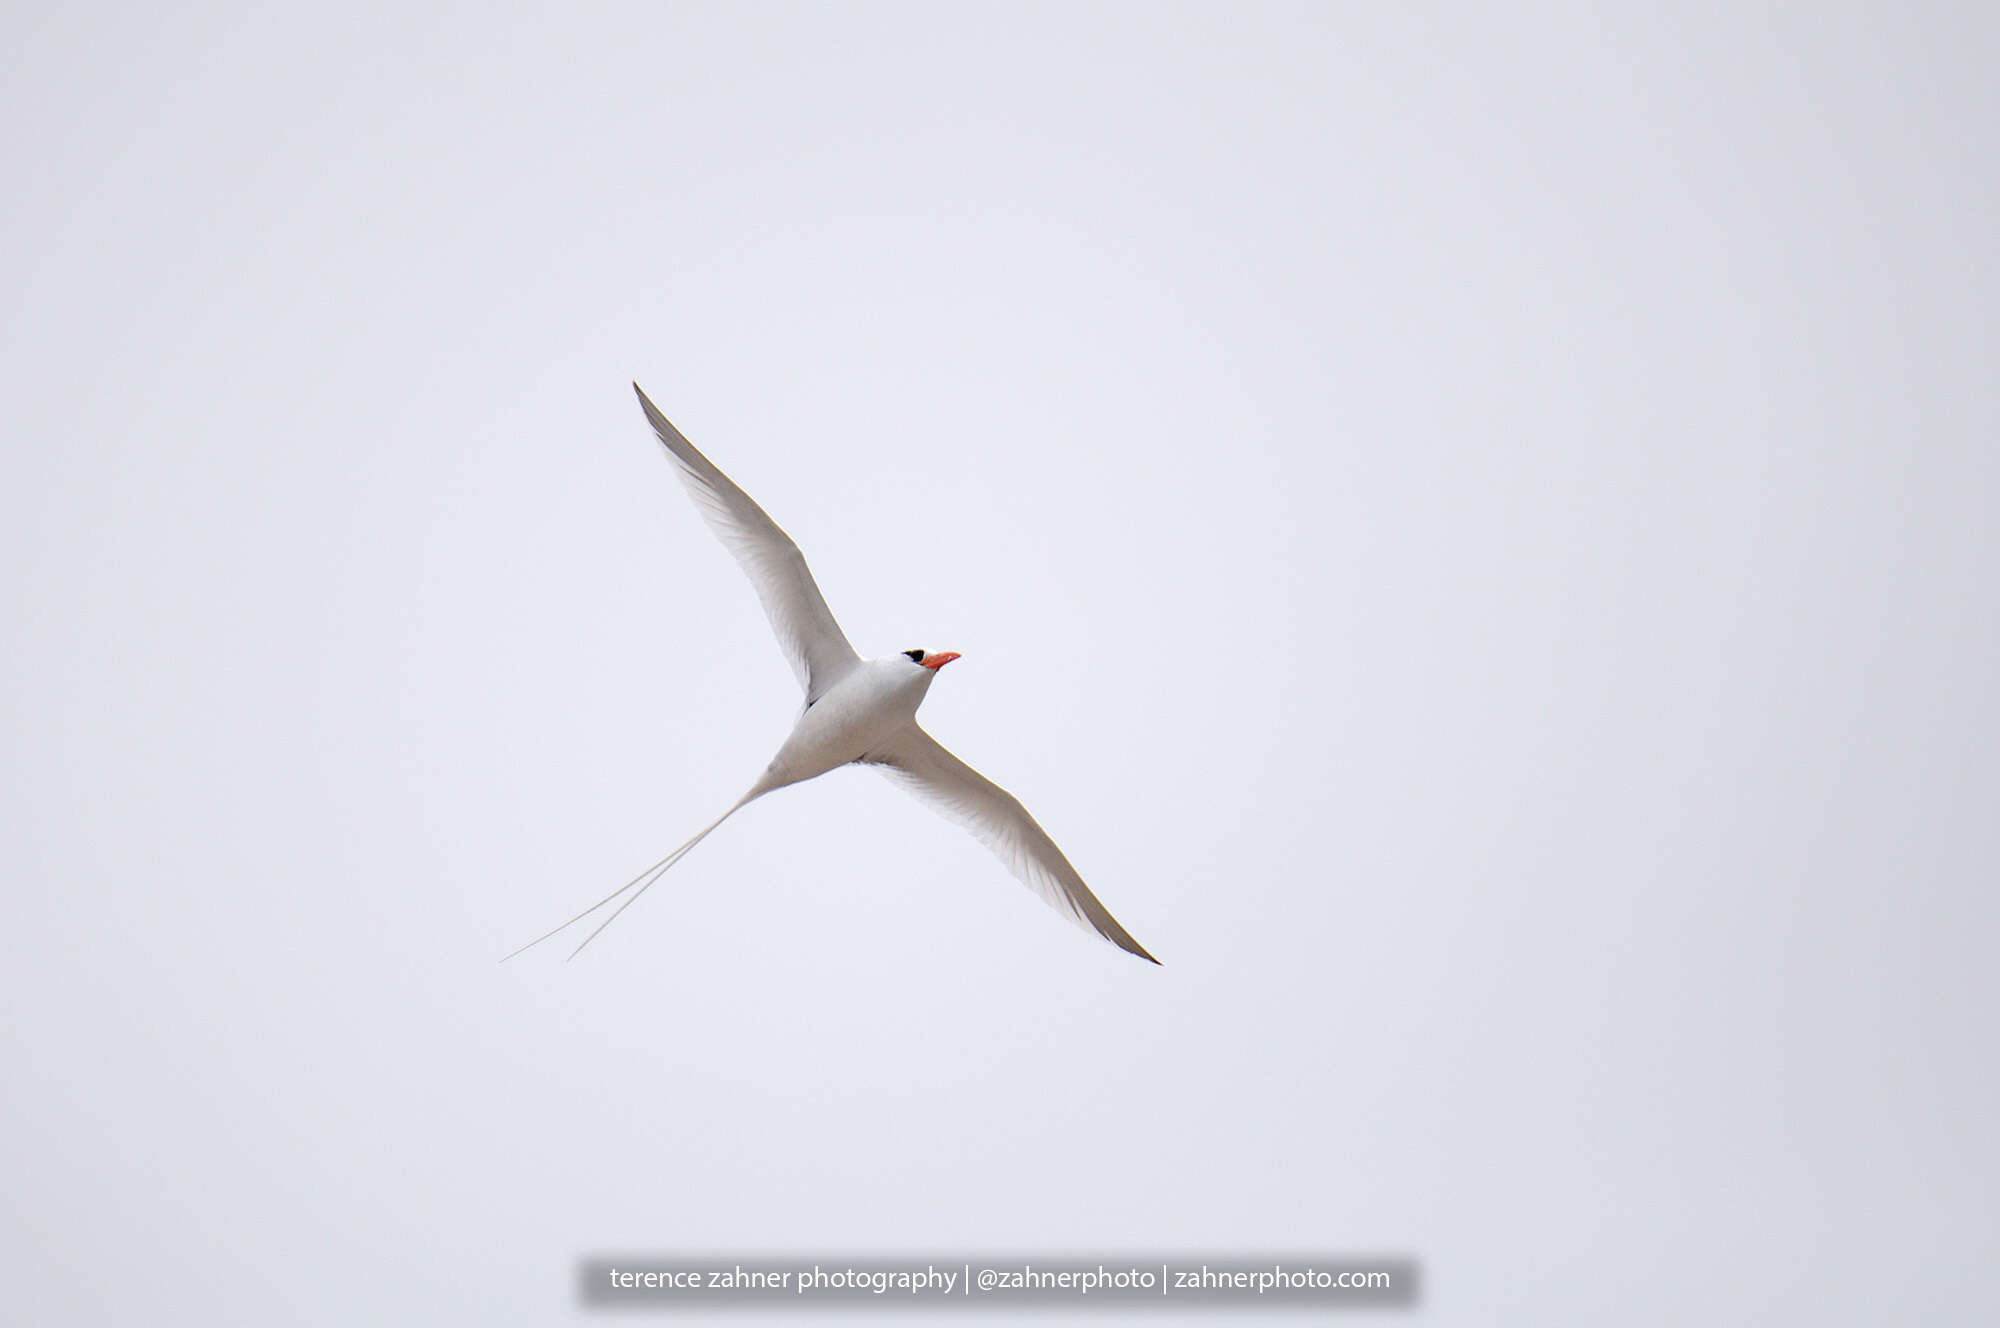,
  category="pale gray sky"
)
[4,3,1996,1324]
